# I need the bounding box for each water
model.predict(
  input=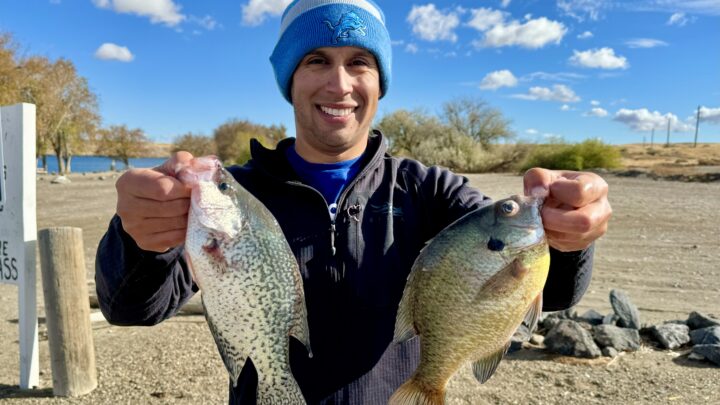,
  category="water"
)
[37,155,167,174]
